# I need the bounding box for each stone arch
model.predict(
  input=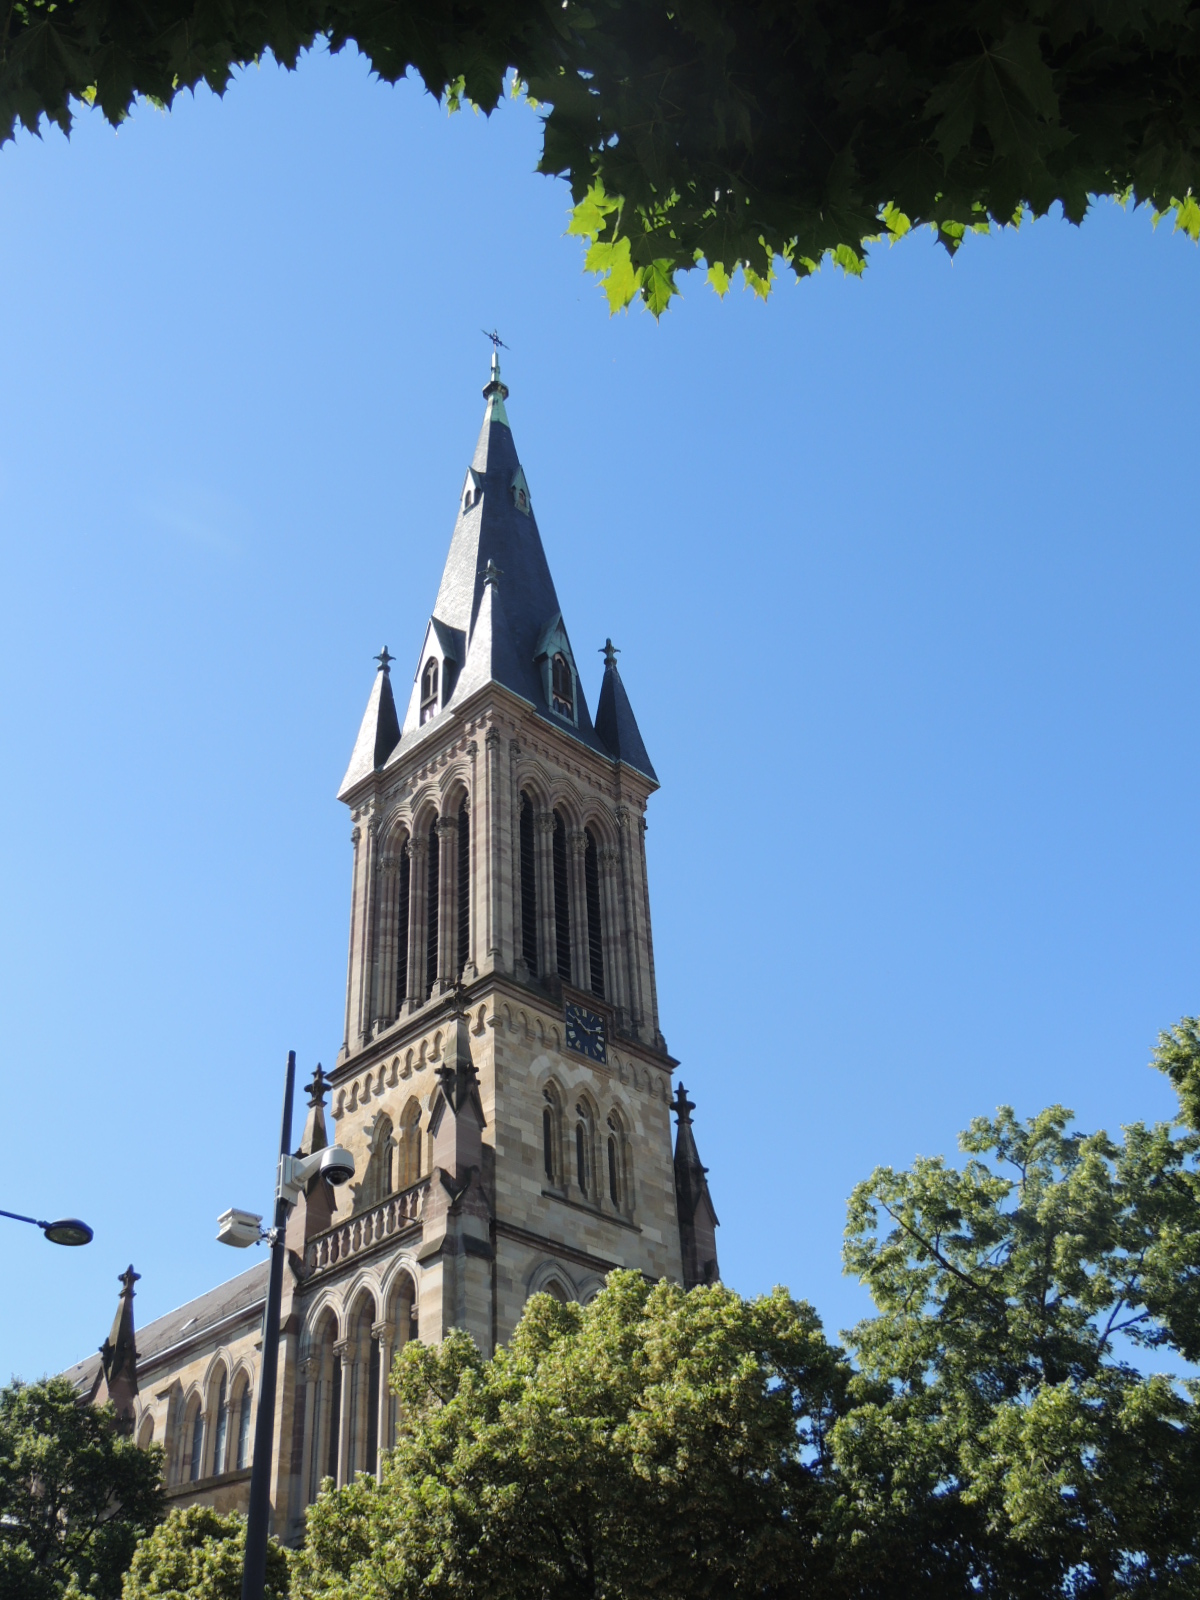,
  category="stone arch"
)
[381,1264,420,1451]
[526,1257,579,1302]
[344,1287,382,1481]
[305,1305,342,1499]
[180,1384,205,1484]
[579,803,619,850]
[575,1274,606,1305]
[361,1112,395,1208]
[228,1365,254,1474]
[136,1410,154,1450]
[204,1357,231,1478]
